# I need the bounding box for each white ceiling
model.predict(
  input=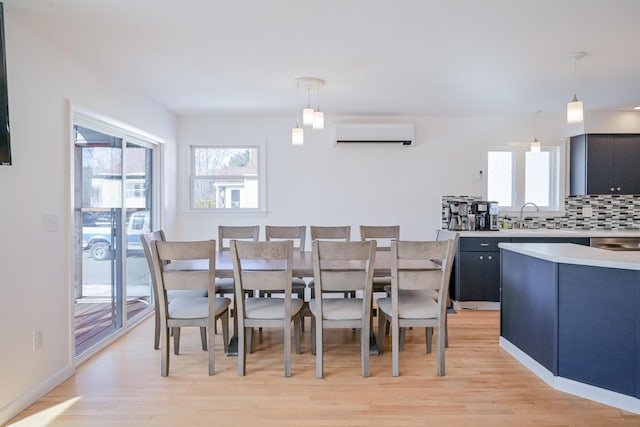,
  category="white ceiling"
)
[6,0,640,117]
